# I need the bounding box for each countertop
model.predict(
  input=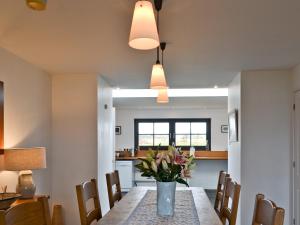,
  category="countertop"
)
[116,150,228,161]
